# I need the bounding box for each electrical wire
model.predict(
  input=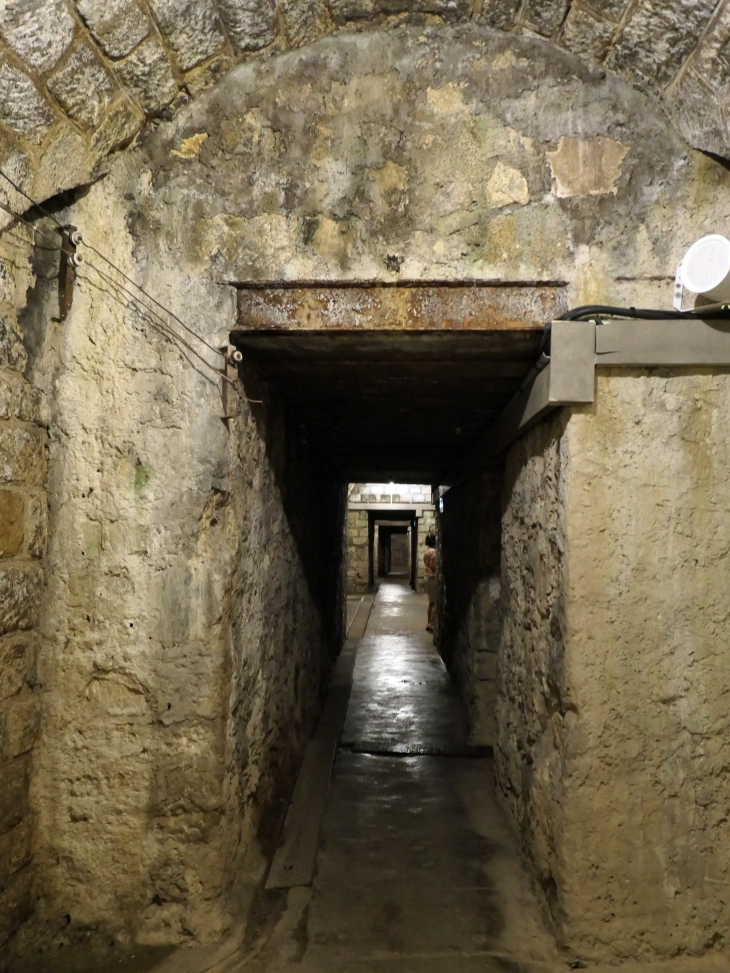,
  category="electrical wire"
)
[557,304,730,321]
[0,167,227,359]
[80,261,262,402]
[0,198,69,252]
[81,242,224,358]
[0,167,66,231]
[0,168,263,402]
[82,260,237,387]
